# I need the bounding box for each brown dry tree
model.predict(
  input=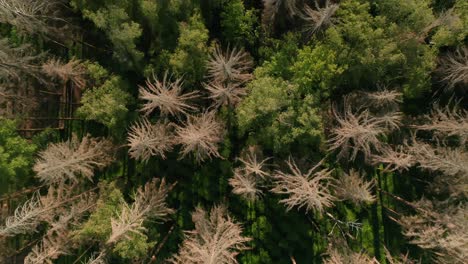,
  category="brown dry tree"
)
[42,58,87,89]
[24,232,70,264]
[206,45,253,84]
[83,251,107,264]
[0,183,82,236]
[127,118,174,162]
[262,0,301,28]
[0,0,70,38]
[334,170,375,206]
[107,178,174,245]
[328,106,386,161]
[438,47,468,90]
[237,146,271,179]
[169,205,251,264]
[33,135,114,184]
[271,158,335,213]
[229,168,262,202]
[363,89,403,109]
[300,0,339,36]
[323,240,378,264]
[371,145,415,172]
[413,103,468,144]
[229,147,270,201]
[204,82,246,108]
[175,112,225,163]
[399,200,467,263]
[0,38,44,81]
[139,72,199,116]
